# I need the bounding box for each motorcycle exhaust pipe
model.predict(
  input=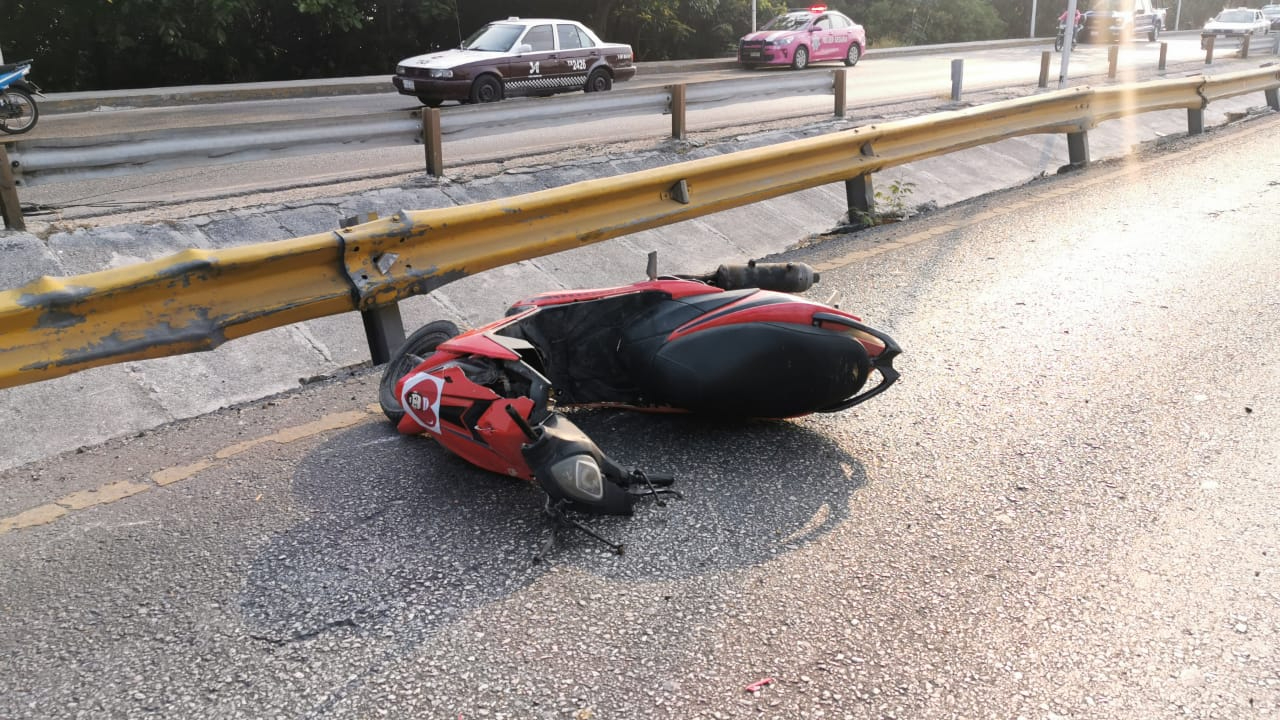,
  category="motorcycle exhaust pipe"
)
[711,260,818,293]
